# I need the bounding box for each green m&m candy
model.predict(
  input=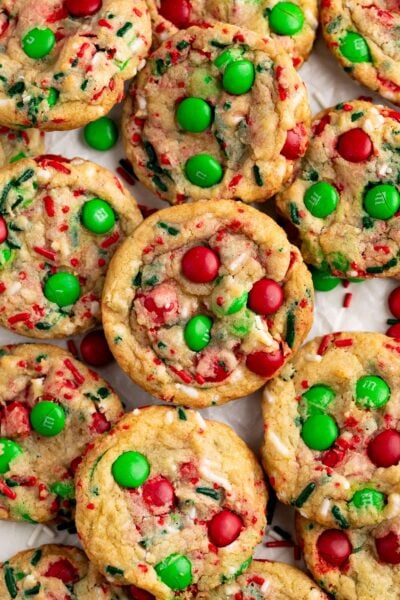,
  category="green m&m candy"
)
[363,184,400,220]
[304,182,339,218]
[112,451,150,488]
[311,267,341,292]
[301,414,339,451]
[10,152,27,163]
[268,2,305,35]
[0,439,23,473]
[340,32,371,63]
[185,154,223,188]
[176,98,213,133]
[302,384,336,416]
[223,60,255,95]
[155,554,193,590]
[84,117,119,151]
[226,292,248,315]
[47,88,59,107]
[82,199,116,234]
[184,315,213,352]
[44,273,81,307]
[350,488,385,511]
[213,48,244,69]
[30,401,66,437]
[22,27,56,59]
[355,375,390,408]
